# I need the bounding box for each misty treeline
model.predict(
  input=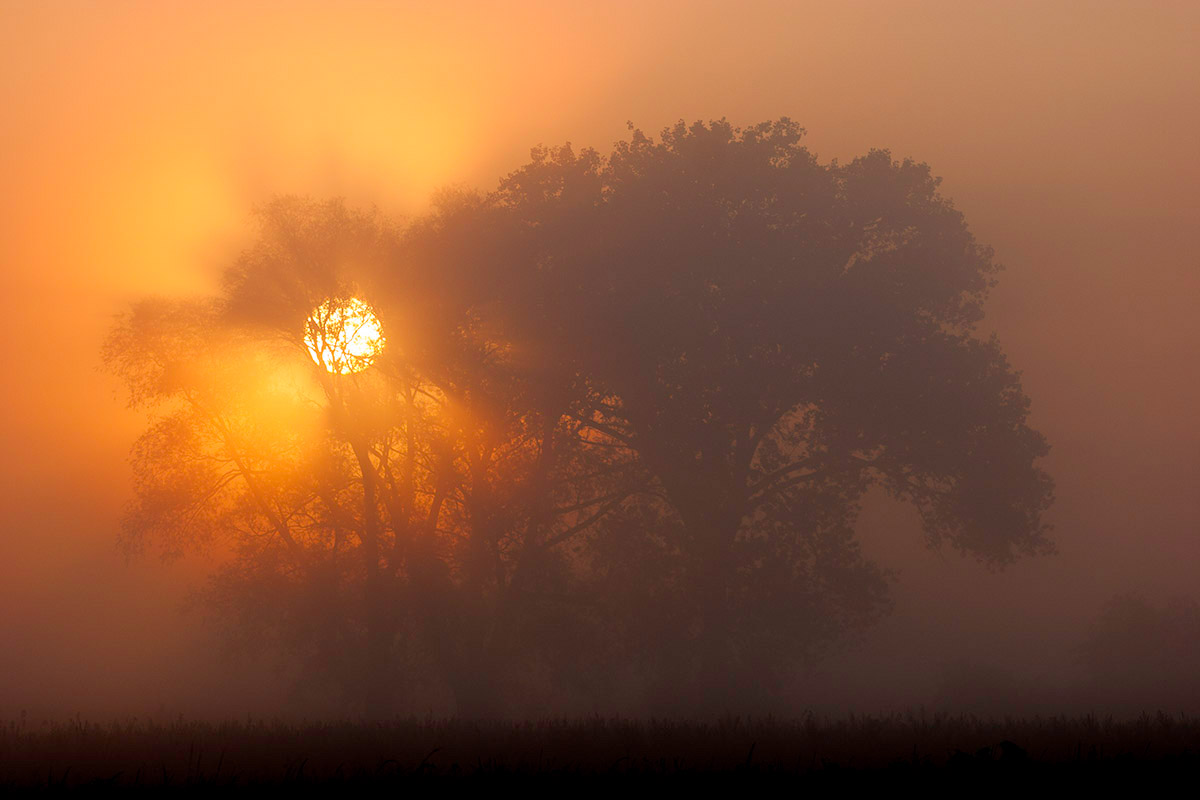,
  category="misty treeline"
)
[933,595,1200,716]
[103,120,1053,717]
[1077,595,1200,708]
